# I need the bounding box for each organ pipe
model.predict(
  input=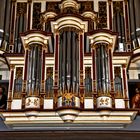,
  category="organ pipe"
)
[27,45,42,95]
[67,31,71,92]
[62,31,66,92]
[72,32,76,93]
[59,29,79,94]
[96,44,109,94]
